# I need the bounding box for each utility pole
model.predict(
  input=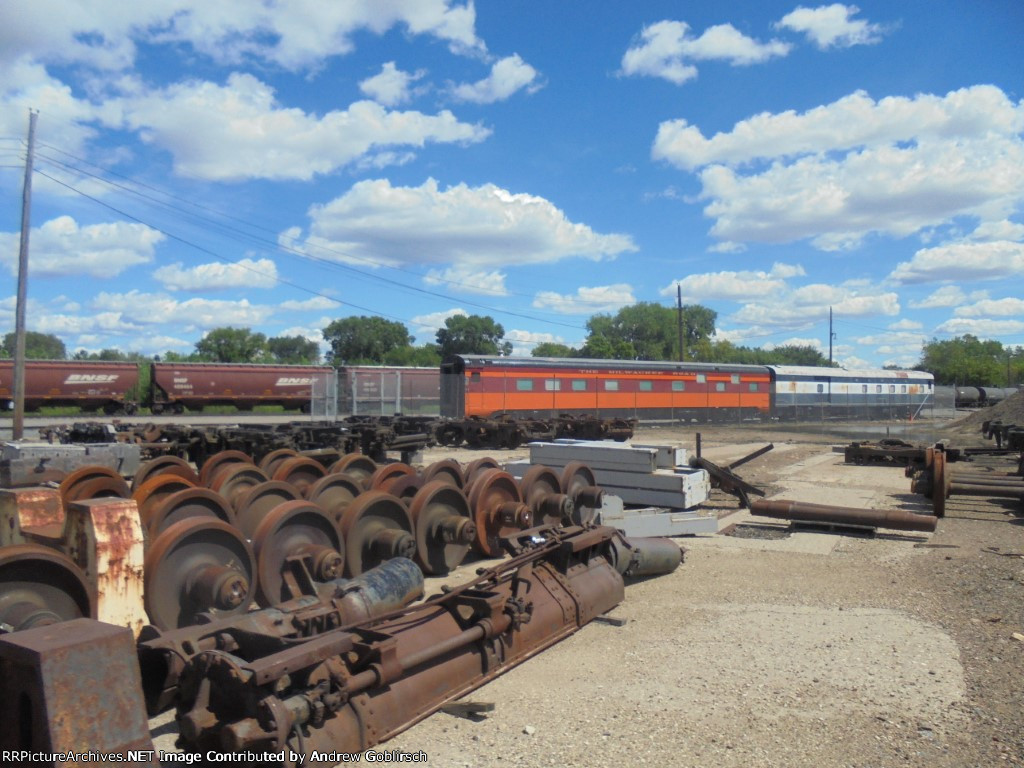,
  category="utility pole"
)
[828,306,835,366]
[677,284,685,362]
[13,110,37,440]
